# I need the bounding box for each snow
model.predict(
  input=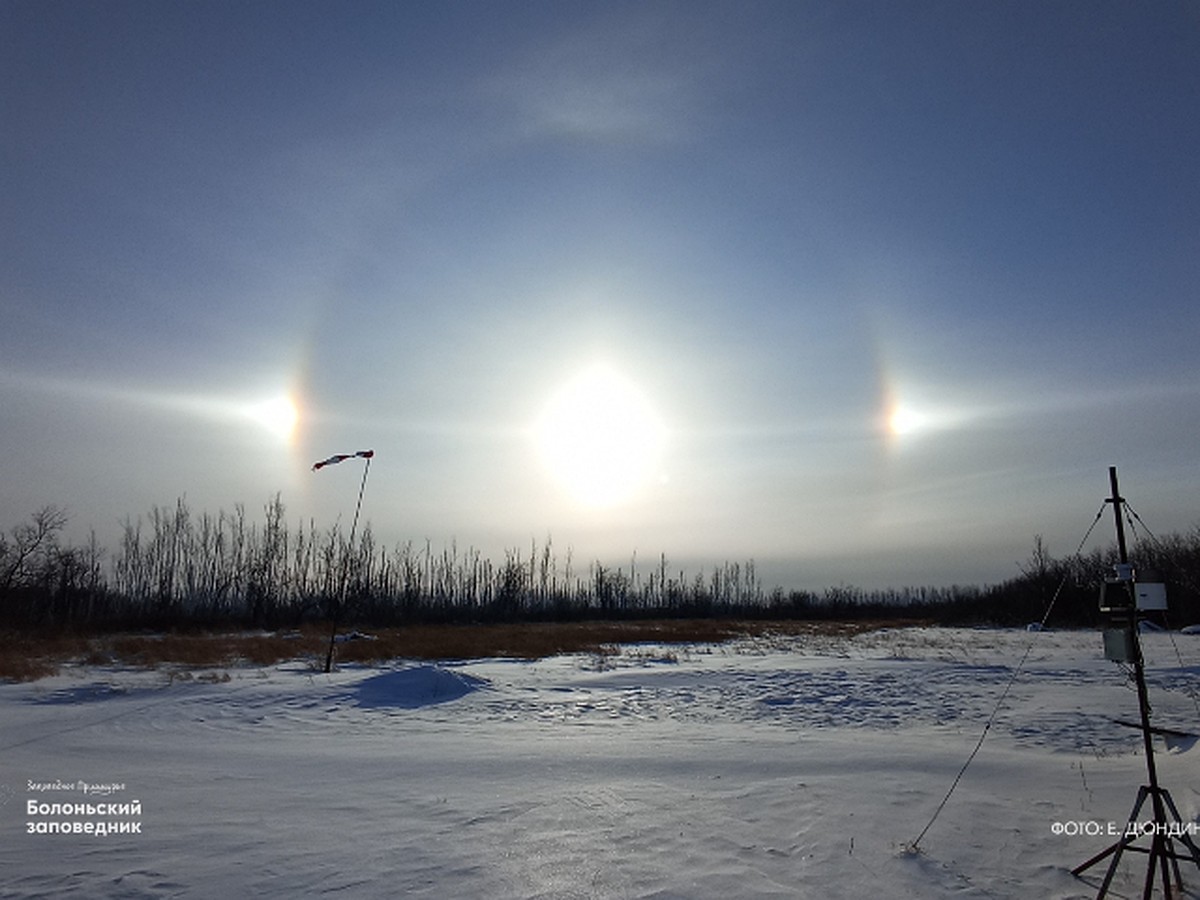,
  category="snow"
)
[3,627,1200,899]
